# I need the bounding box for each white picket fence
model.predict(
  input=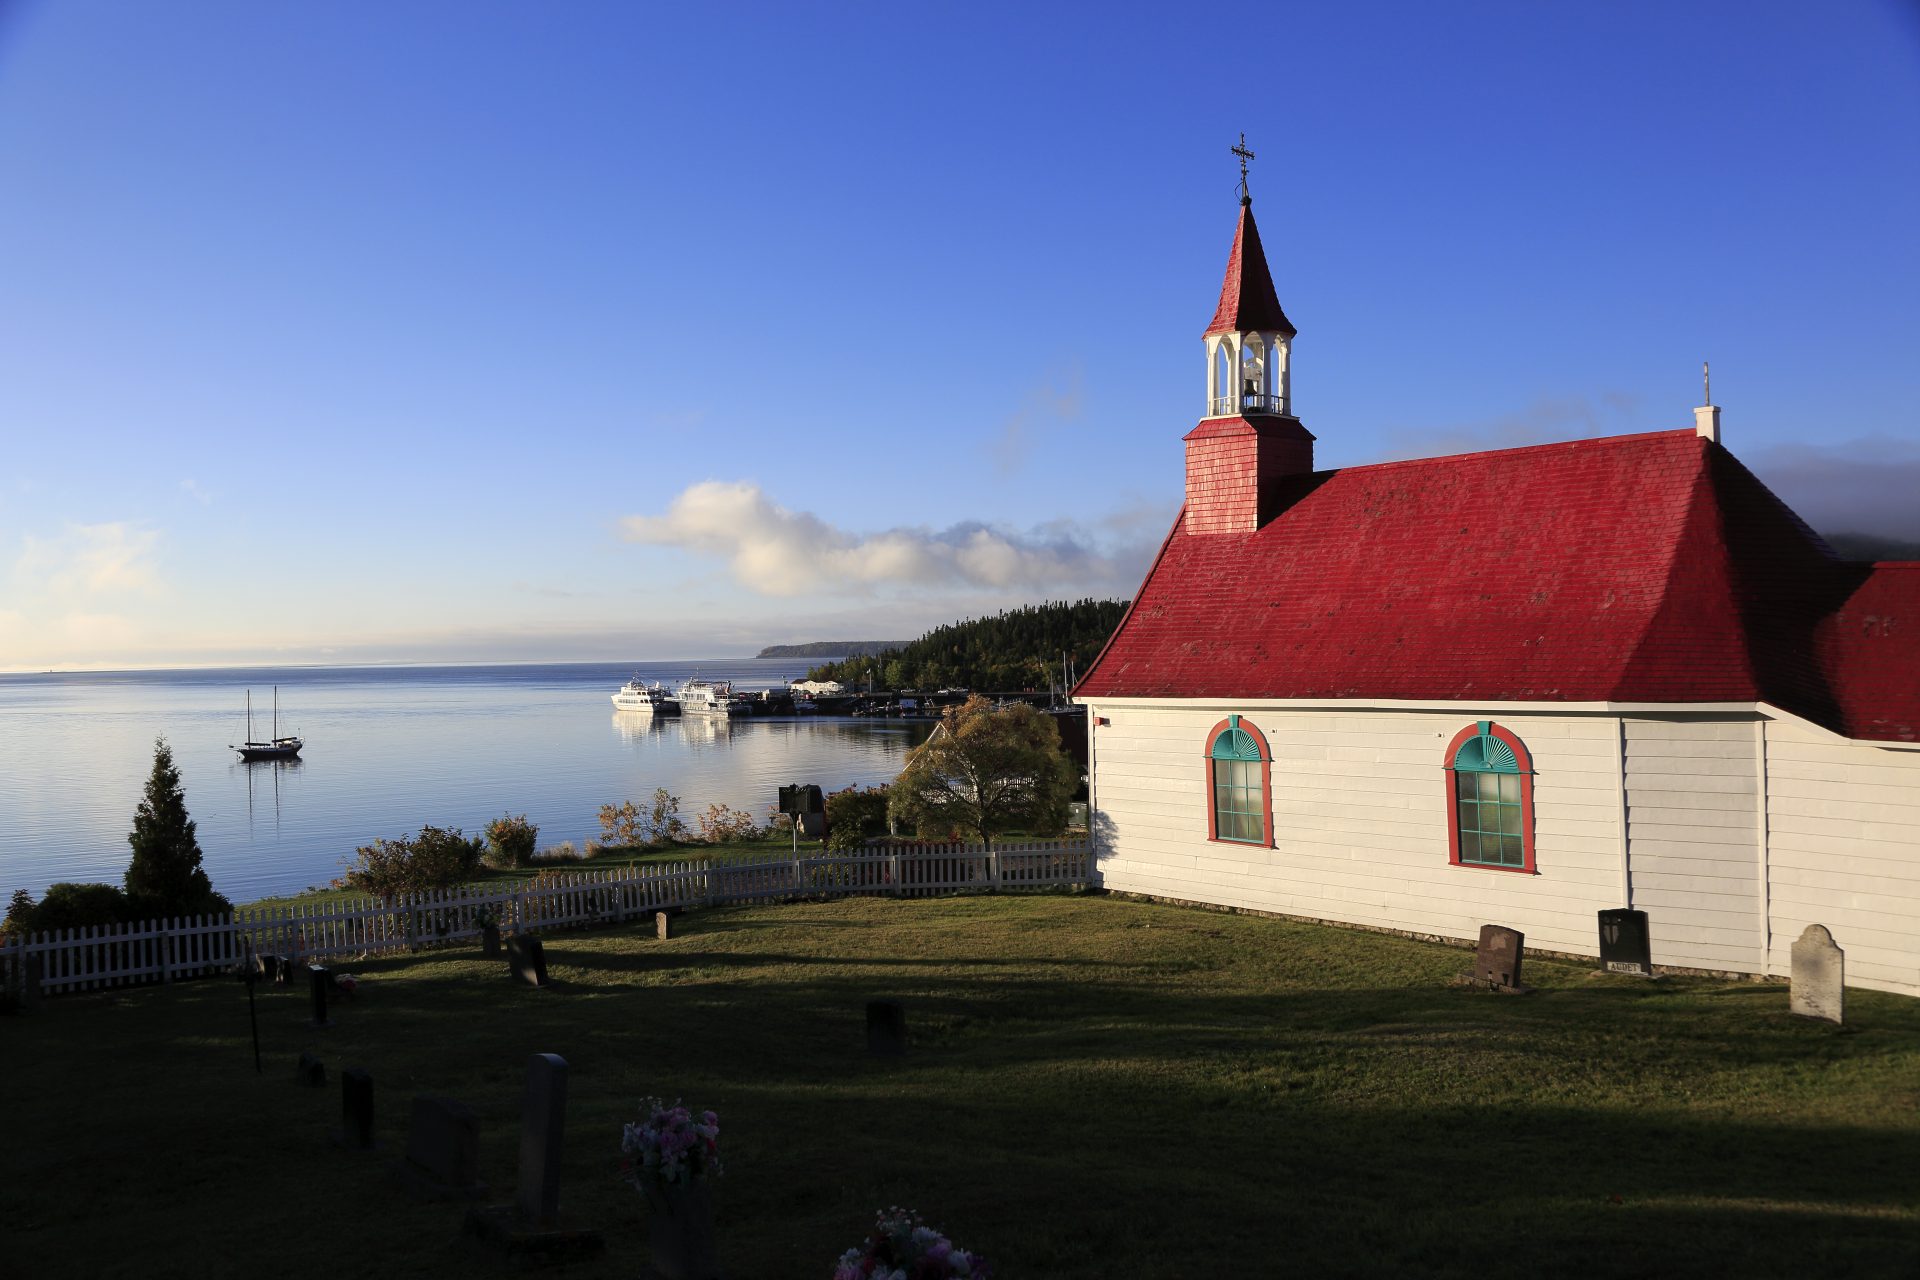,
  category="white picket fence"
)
[0,839,1091,998]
